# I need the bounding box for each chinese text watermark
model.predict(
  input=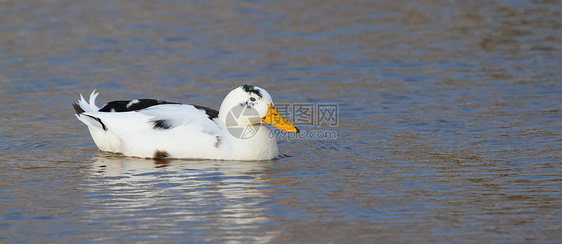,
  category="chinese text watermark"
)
[270,103,338,140]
